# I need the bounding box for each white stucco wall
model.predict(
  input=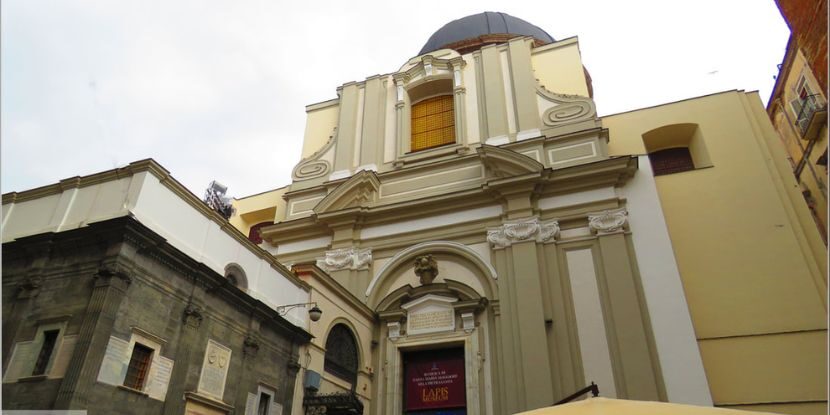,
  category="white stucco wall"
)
[2,169,309,327]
